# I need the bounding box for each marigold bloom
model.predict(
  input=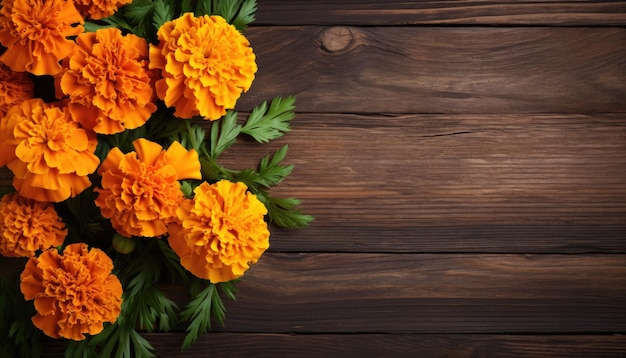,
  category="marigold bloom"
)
[0,98,100,202]
[60,28,157,135]
[168,180,269,283]
[149,13,257,120]
[95,138,202,238]
[0,192,67,257]
[0,64,34,117]
[0,0,84,75]
[73,0,132,20]
[20,243,123,340]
